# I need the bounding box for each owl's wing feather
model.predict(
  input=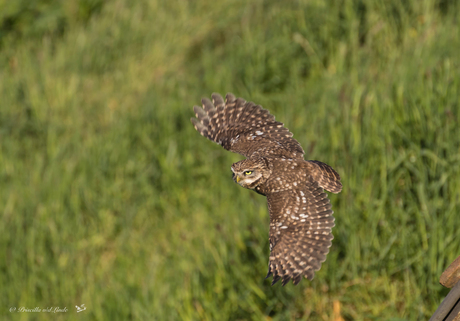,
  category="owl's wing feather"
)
[306,160,342,194]
[266,176,335,286]
[191,93,305,159]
